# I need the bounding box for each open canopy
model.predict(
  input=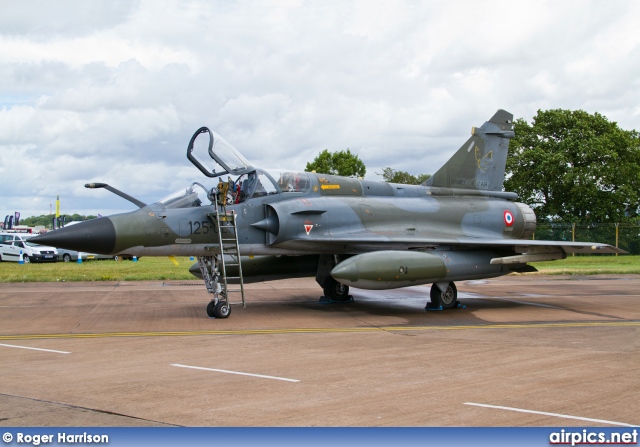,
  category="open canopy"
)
[187,127,254,178]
